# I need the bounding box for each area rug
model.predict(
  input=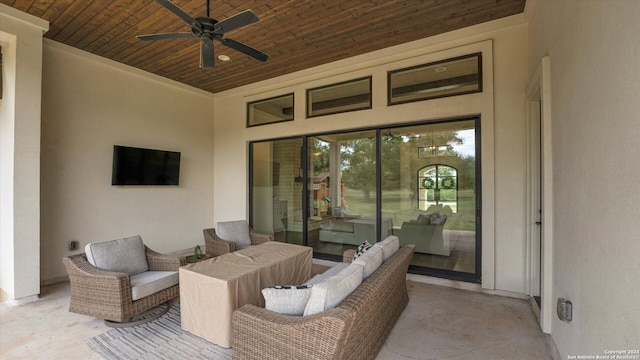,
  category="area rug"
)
[86,304,232,360]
